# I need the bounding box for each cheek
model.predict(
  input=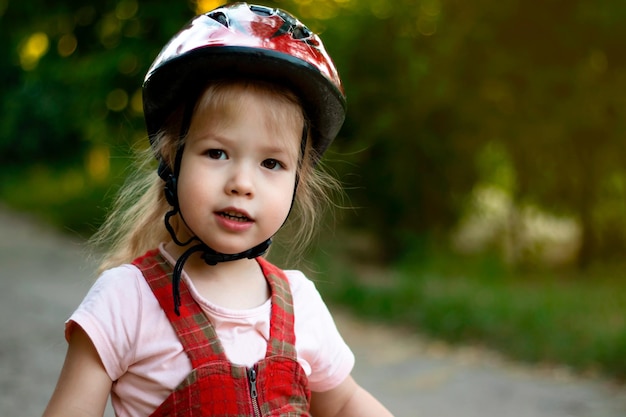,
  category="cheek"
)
[175,170,192,199]
[176,170,212,210]
[268,176,297,219]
